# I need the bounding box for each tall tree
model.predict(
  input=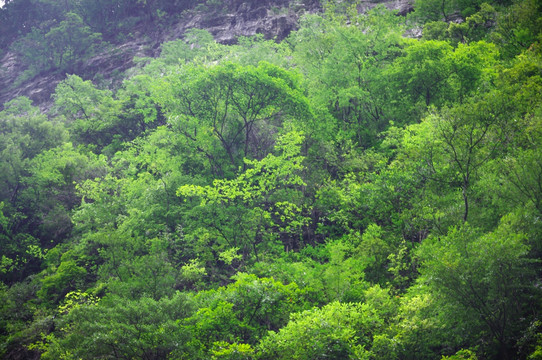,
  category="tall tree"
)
[152,62,311,177]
